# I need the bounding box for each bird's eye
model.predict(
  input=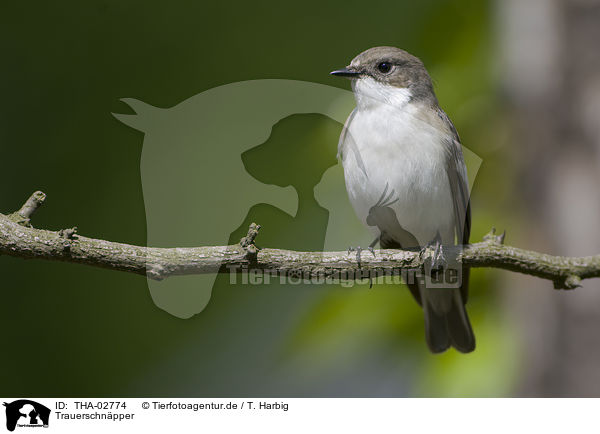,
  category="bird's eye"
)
[377,62,392,74]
